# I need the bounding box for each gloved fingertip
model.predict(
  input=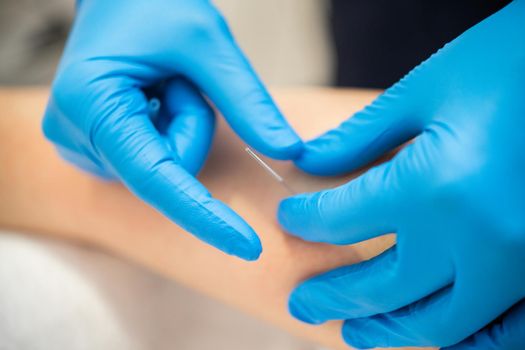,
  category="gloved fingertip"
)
[258,137,304,161]
[232,234,262,261]
[288,287,324,325]
[293,141,351,176]
[342,320,374,350]
[180,192,262,261]
[277,195,305,234]
[214,222,262,261]
[294,156,334,176]
[281,137,304,159]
